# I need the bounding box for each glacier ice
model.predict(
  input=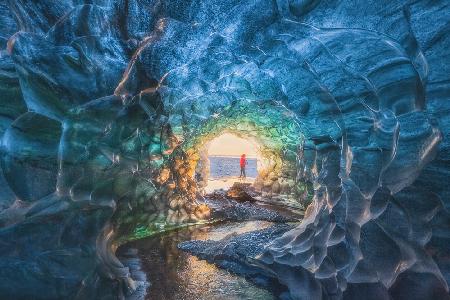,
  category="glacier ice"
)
[0,0,449,299]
